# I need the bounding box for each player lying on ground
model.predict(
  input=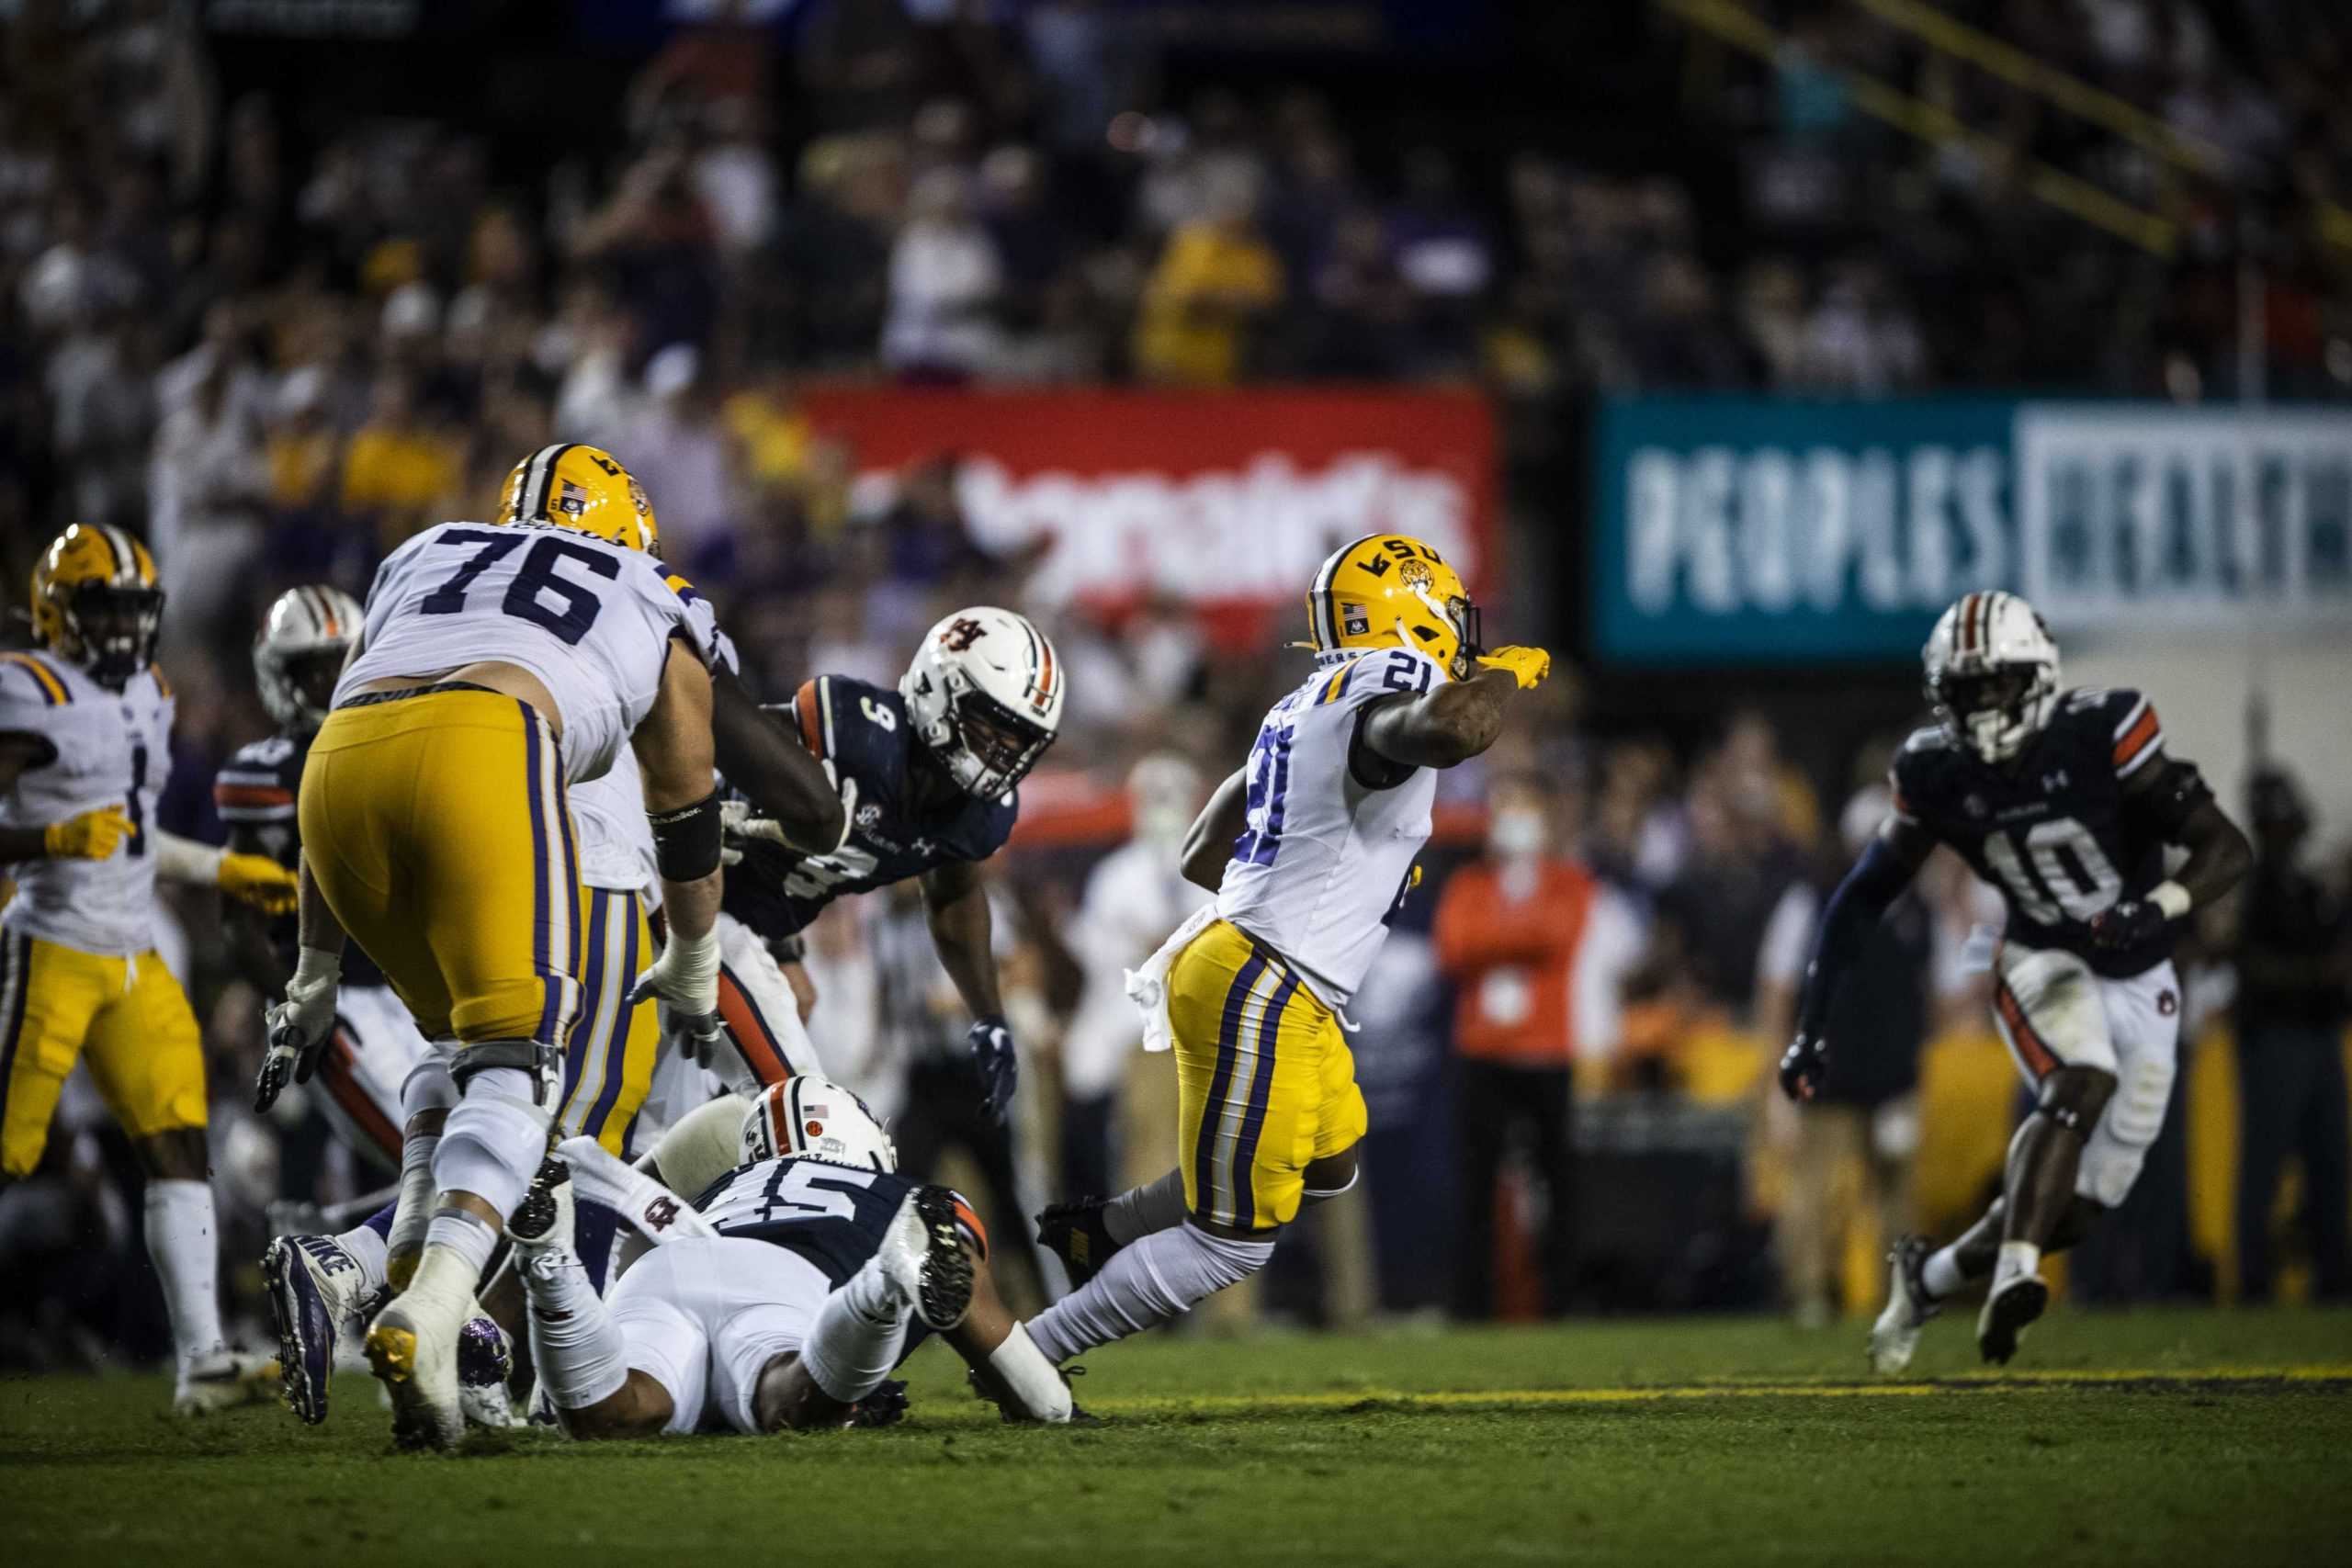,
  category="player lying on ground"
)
[1779,591,2248,1369]
[2,525,298,1415]
[514,1076,1082,1435]
[252,445,844,1449]
[1024,534,1548,1367]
